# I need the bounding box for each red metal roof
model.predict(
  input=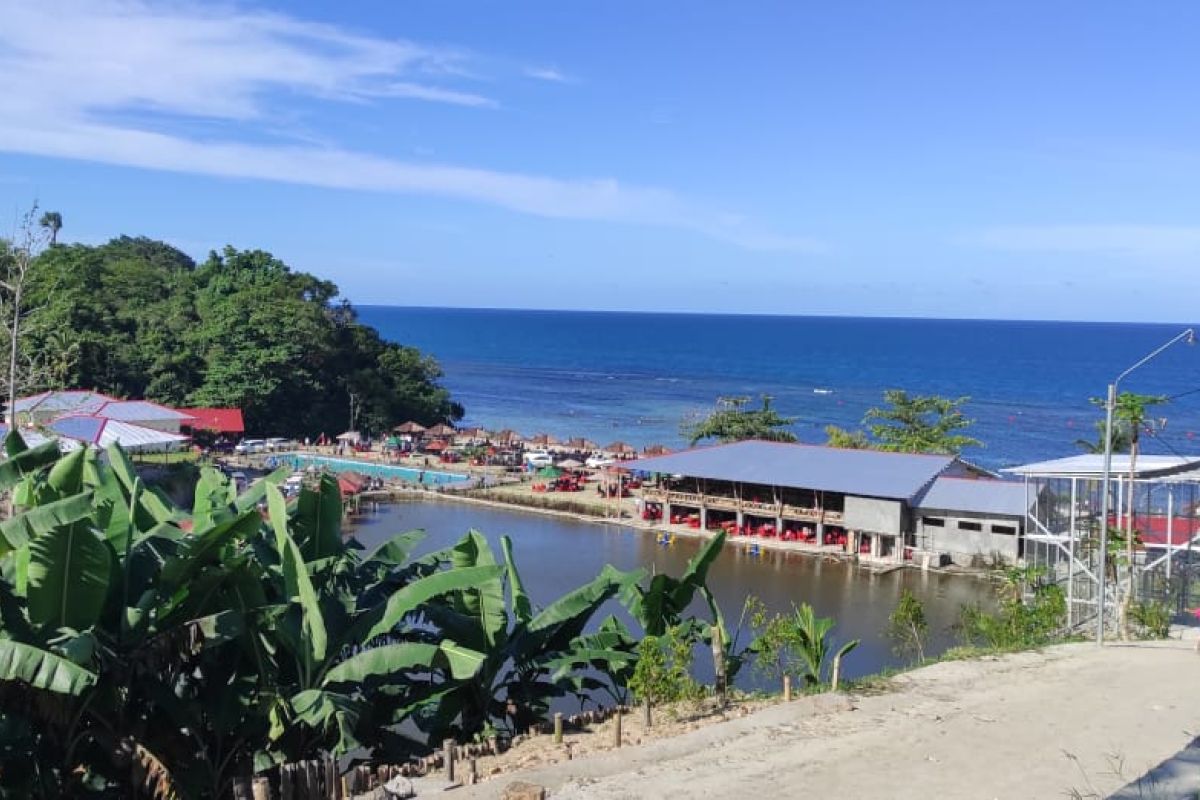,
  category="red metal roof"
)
[180,408,245,434]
